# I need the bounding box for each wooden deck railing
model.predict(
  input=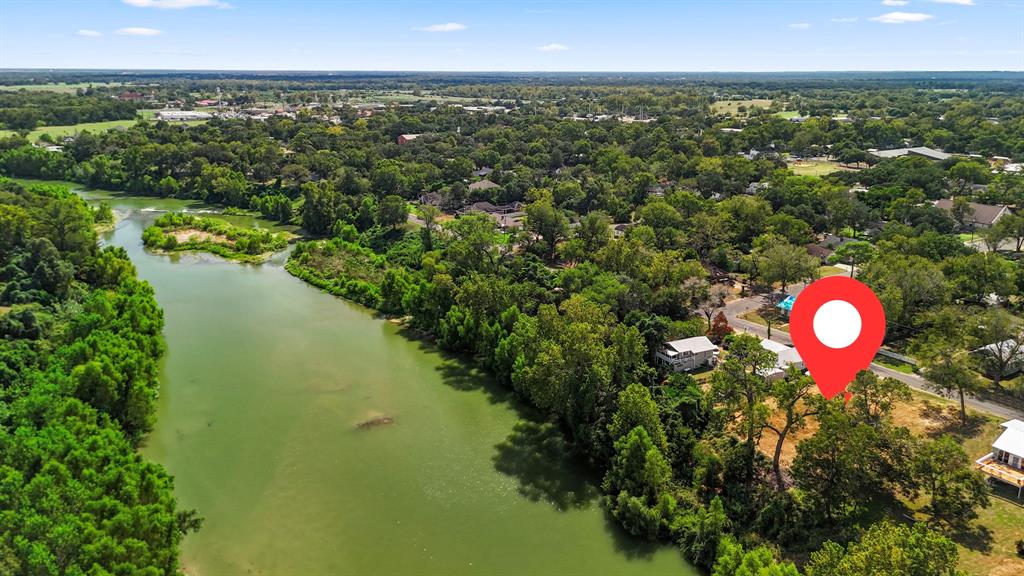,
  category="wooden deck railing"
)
[975,453,1024,488]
